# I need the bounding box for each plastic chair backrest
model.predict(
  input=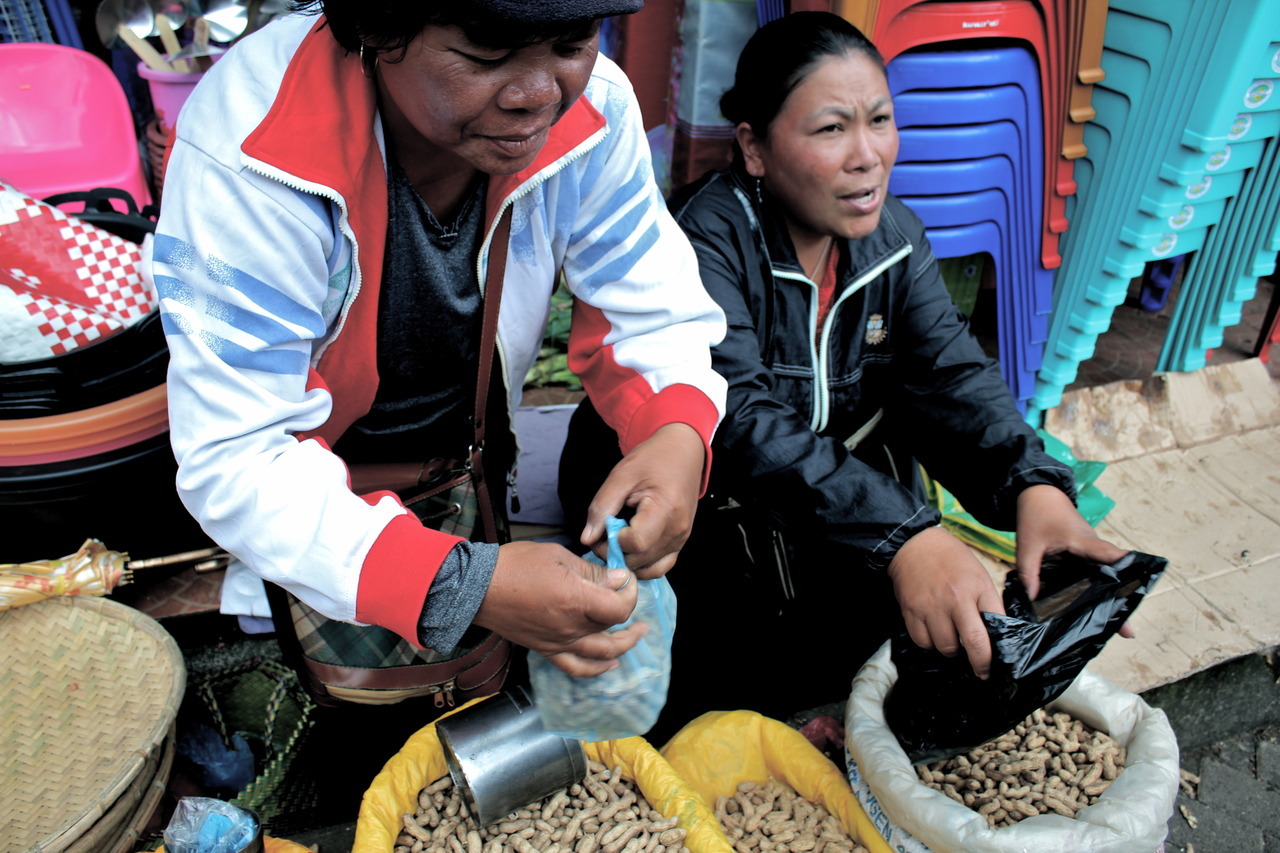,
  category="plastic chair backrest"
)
[0,42,151,212]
